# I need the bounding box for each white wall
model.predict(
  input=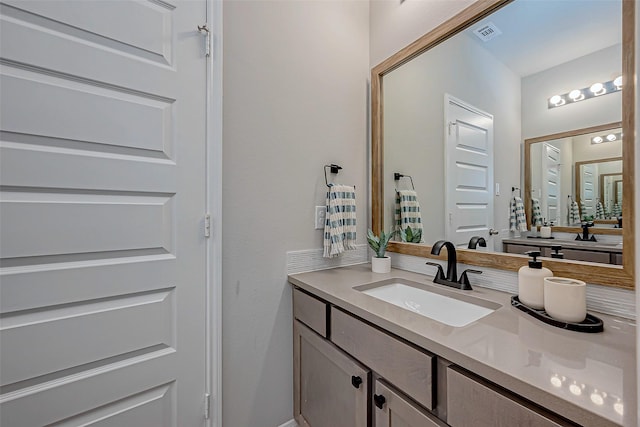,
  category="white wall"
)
[223,1,369,426]
[369,0,474,66]
[383,32,521,245]
[521,45,622,139]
